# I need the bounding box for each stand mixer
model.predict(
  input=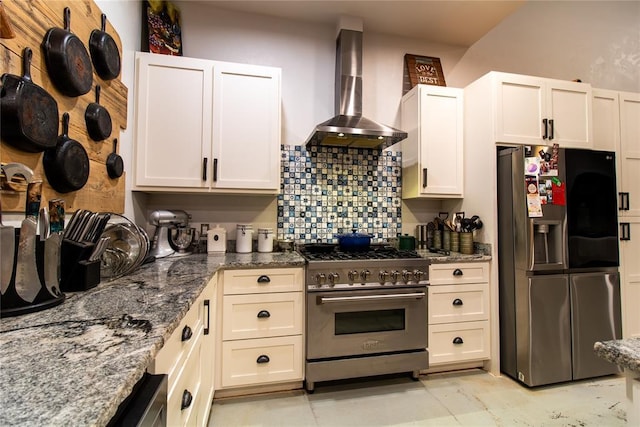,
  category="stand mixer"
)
[149,210,194,258]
